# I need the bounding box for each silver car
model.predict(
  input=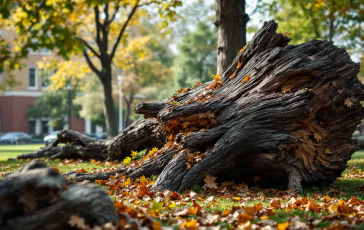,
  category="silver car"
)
[44,130,61,145]
[0,132,31,144]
